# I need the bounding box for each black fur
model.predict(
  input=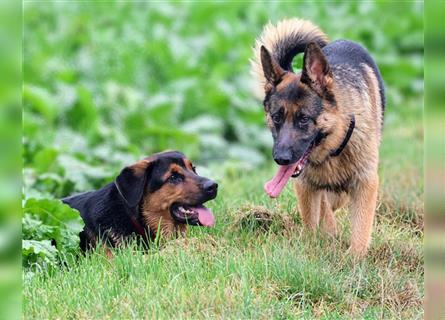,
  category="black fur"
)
[272,31,328,72]
[115,166,151,208]
[307,177,351,193]
[323,40,386,119]
[61,151,197,250]
[145,152,185,193]
[63,182,141,248]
